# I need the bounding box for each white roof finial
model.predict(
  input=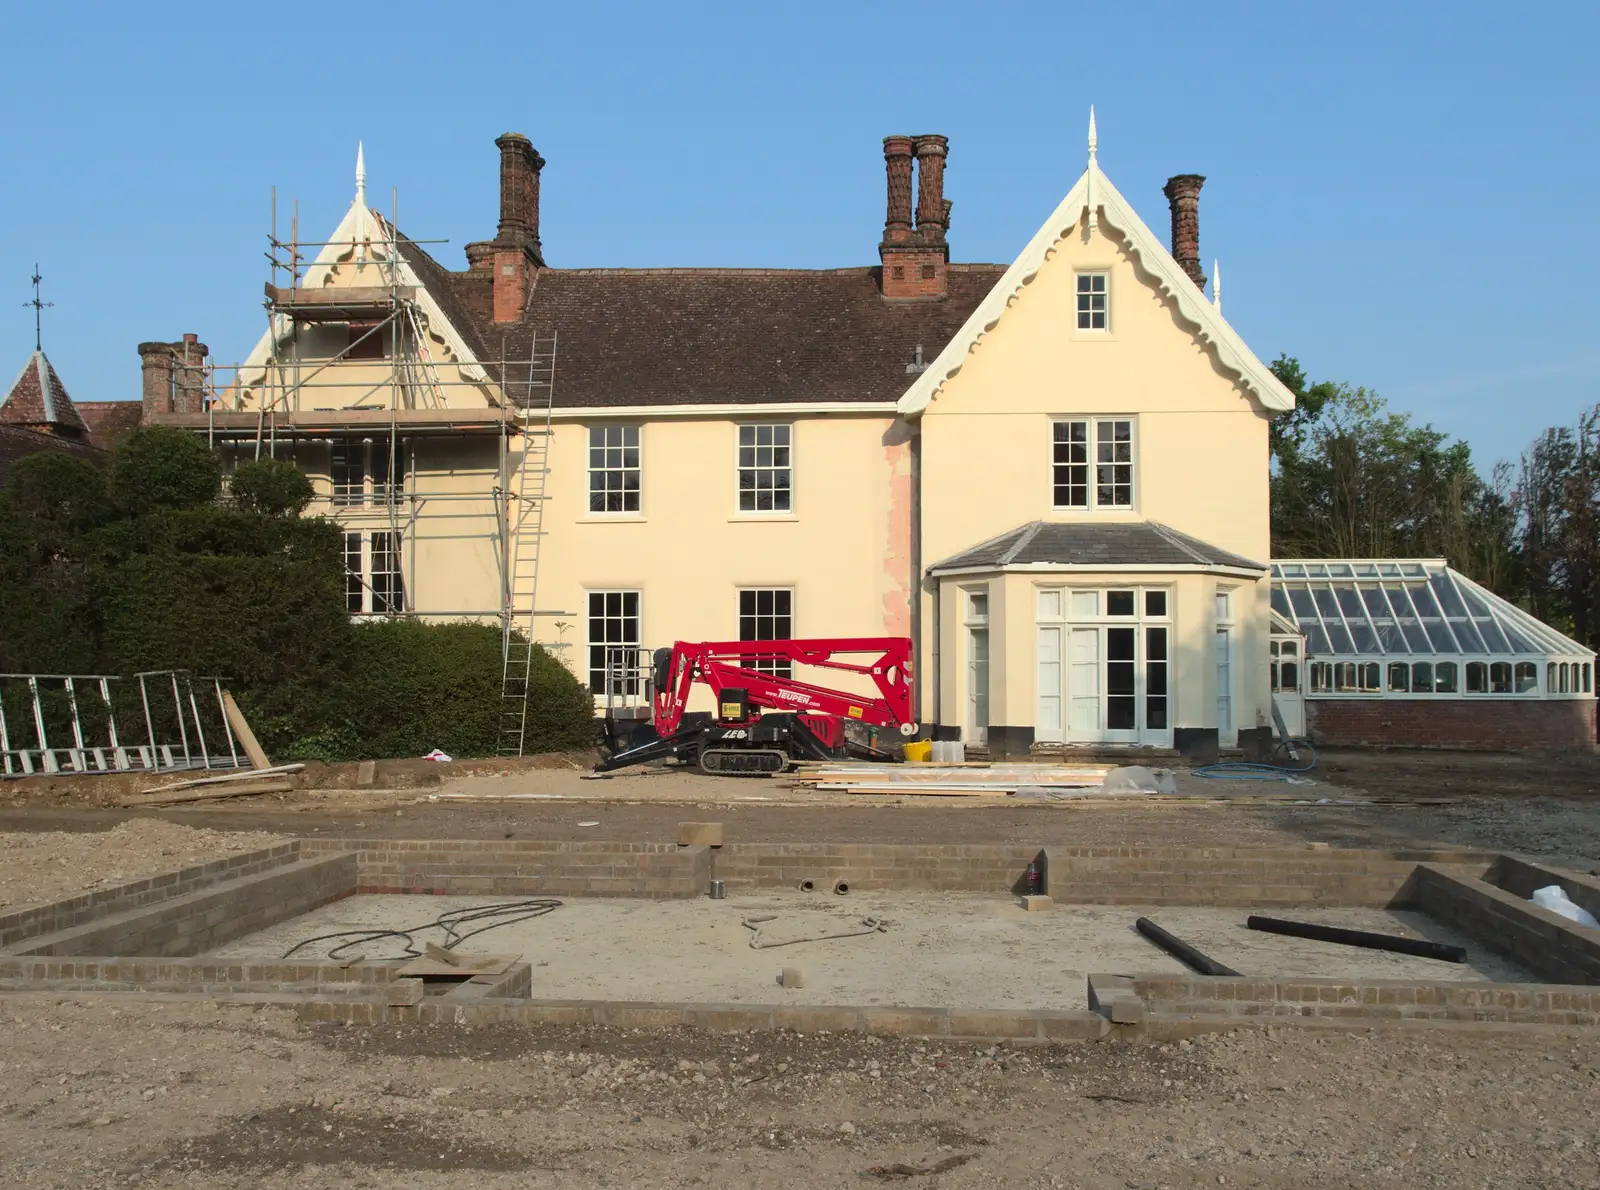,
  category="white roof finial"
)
[355,141,367,208]
[1085,106,1099,234]
[1212,259,1222,313]
[1087,106,1098,166]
